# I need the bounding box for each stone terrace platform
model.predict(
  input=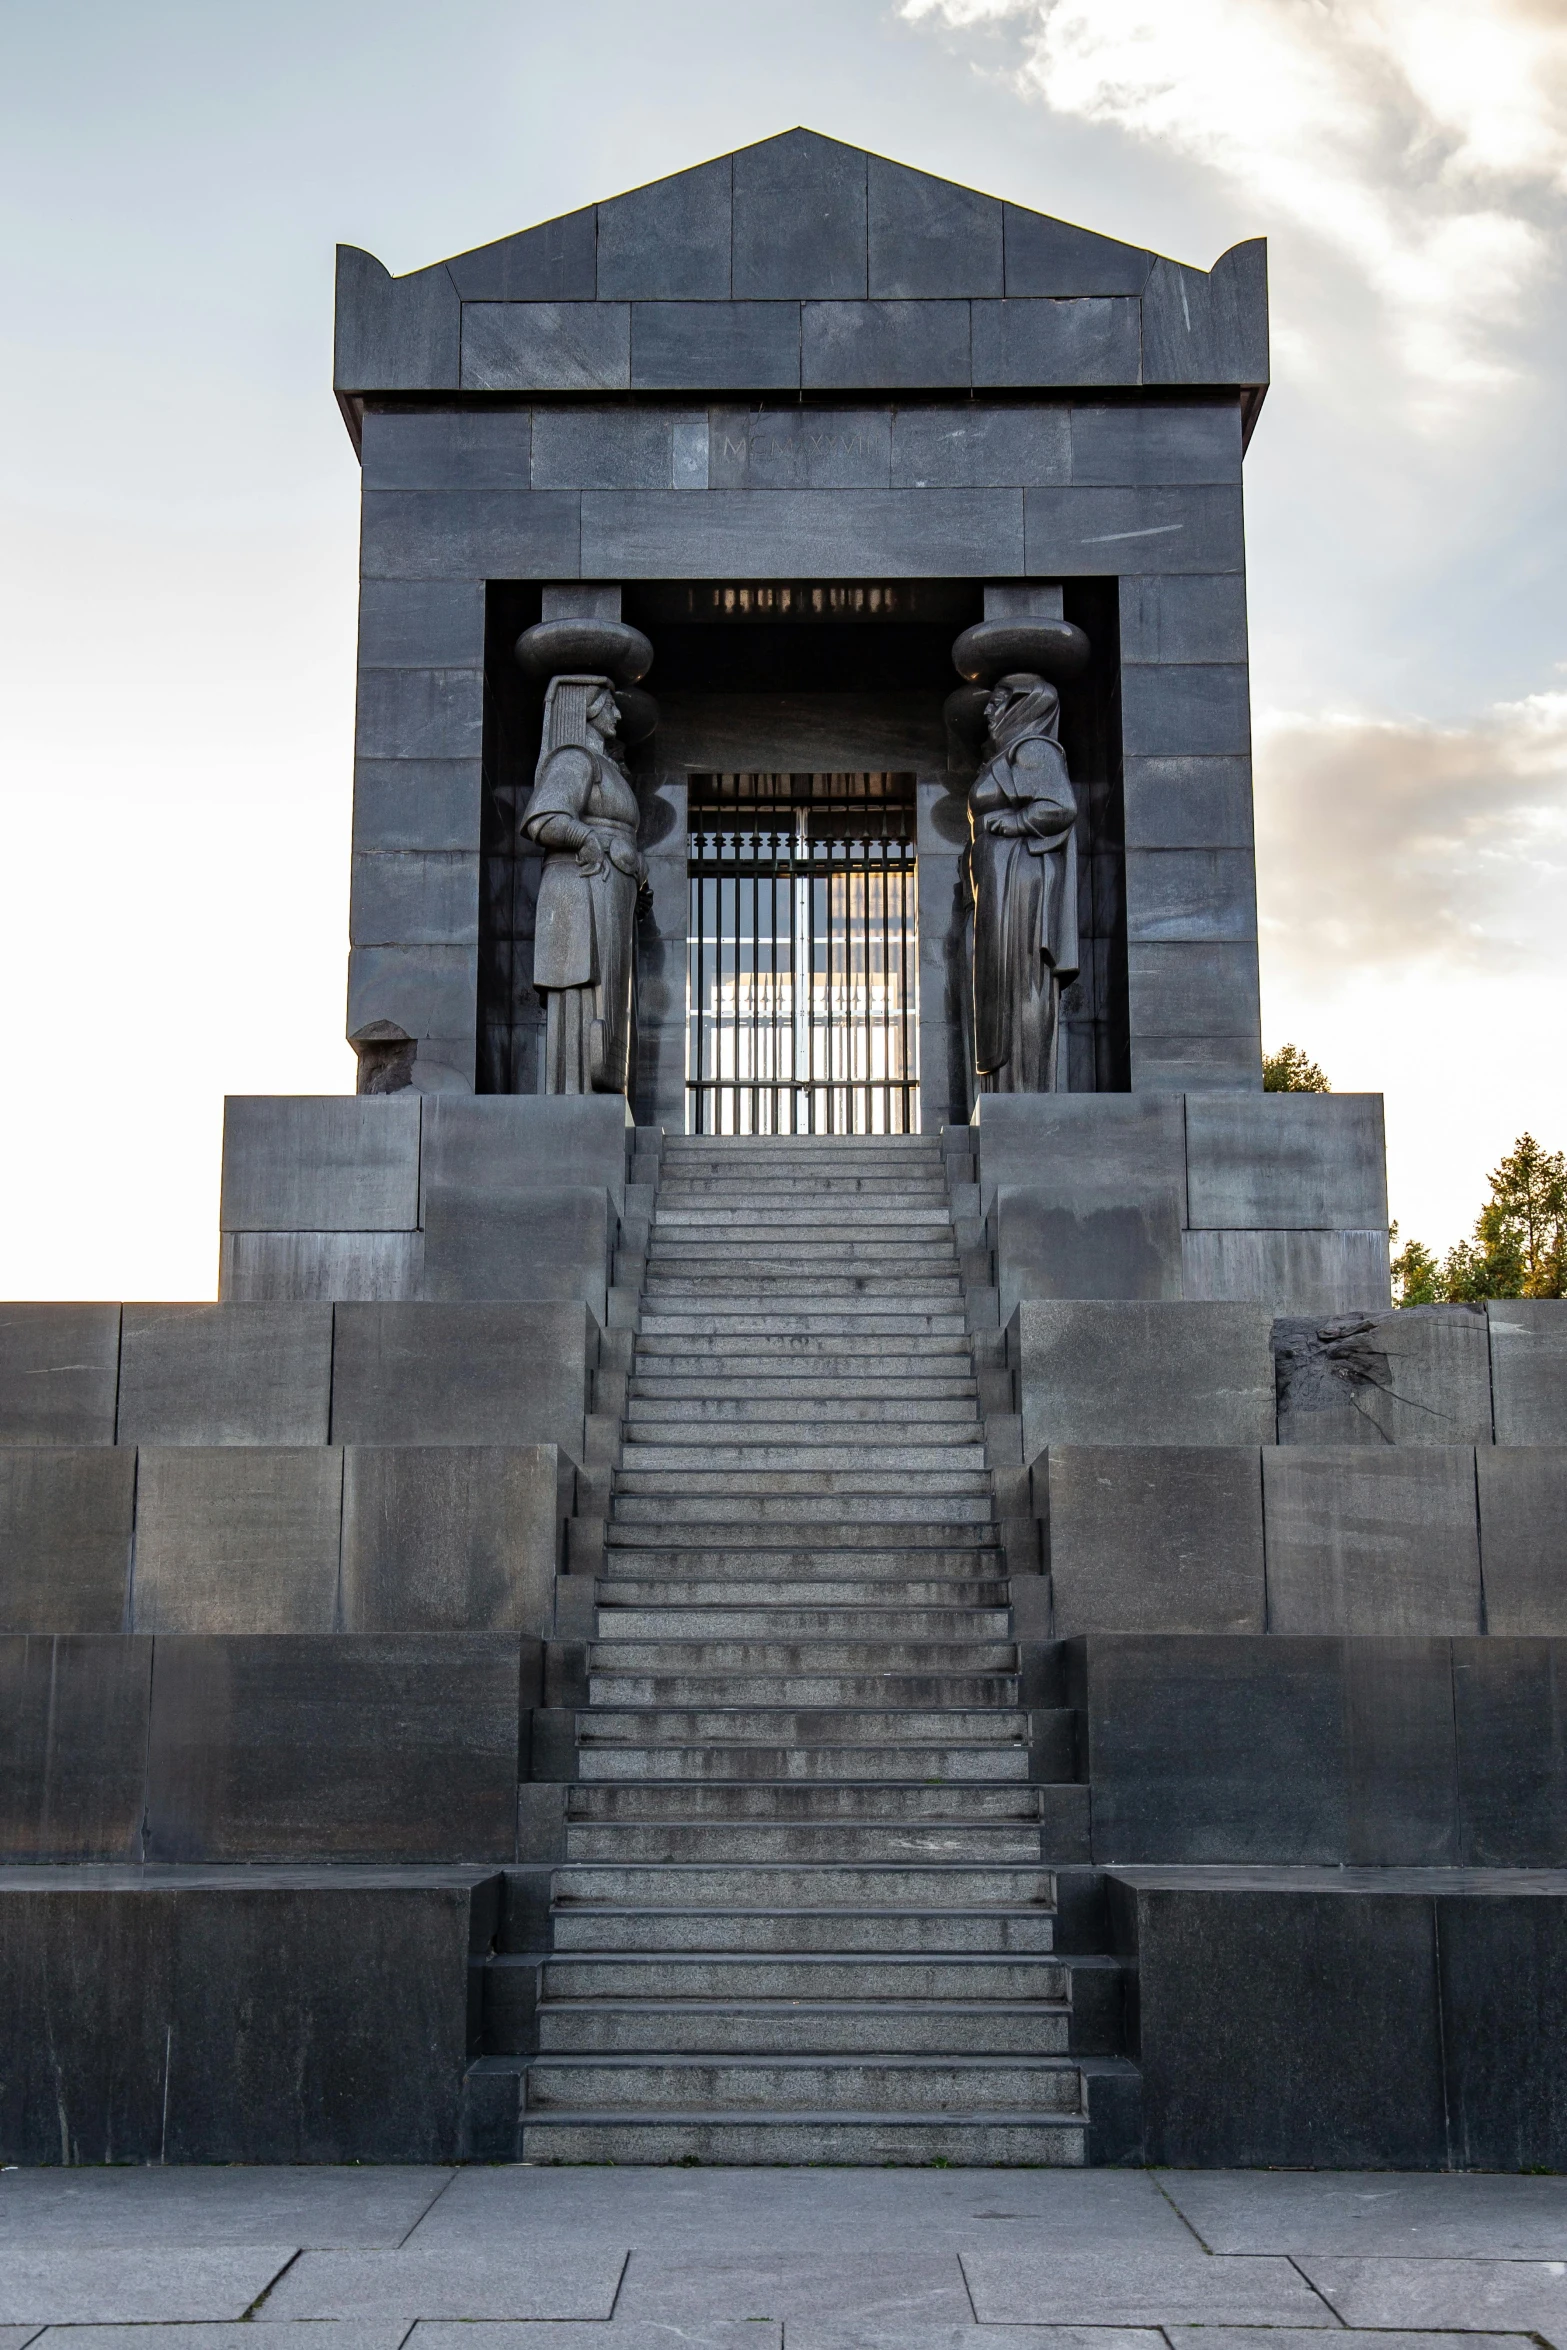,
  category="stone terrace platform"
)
[0,2163,1565,2339]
